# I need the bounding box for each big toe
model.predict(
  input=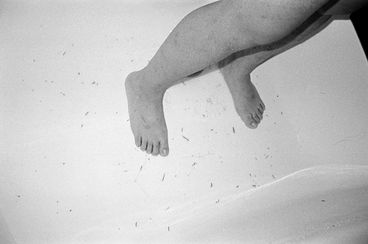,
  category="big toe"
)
[242,114,258,129]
